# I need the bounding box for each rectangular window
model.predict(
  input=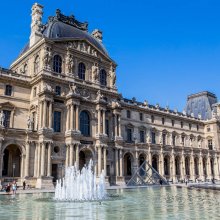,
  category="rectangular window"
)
[151,115,154,123]
[105,119,109,136]
[162,118,165,125]
[55,86,61,96]
[3,110,11,128]
[33,87,37,97]
[140,130,145,143]
[172,120,175,127]
[208,139,213,150]
[162,133,166,145]
[127,110,131,119]
[172,135,176,146]
[151,131,156,144]
[32,112,36,130]
[189,124,192,130]
[140,113,143,121]
[181,121,183,128]
[182,136,185,145]
[53,111,61,132]
[197,125,199,131]
[5,85,12,96]
[127,128,132,142]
